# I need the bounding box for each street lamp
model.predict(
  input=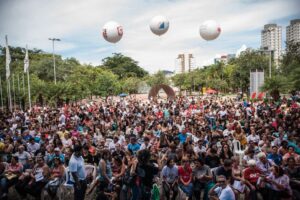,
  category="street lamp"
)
[48,38,61,84]
[259,47,273,78]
